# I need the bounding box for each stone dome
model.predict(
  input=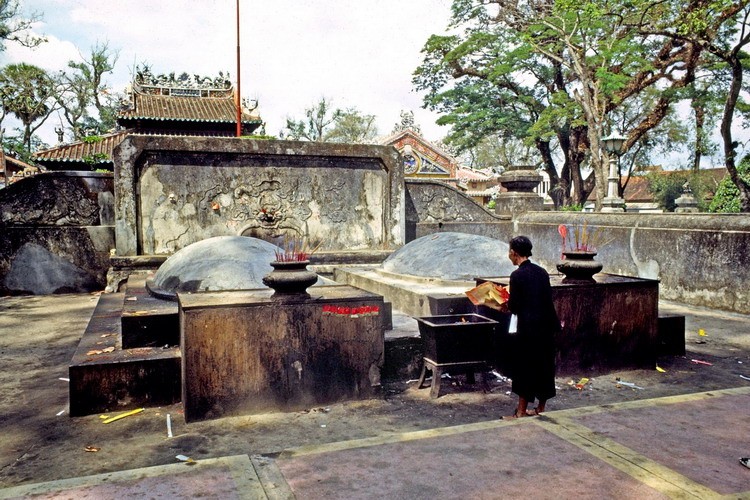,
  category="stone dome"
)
[382,232,516,281]
[146,236,279,300]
